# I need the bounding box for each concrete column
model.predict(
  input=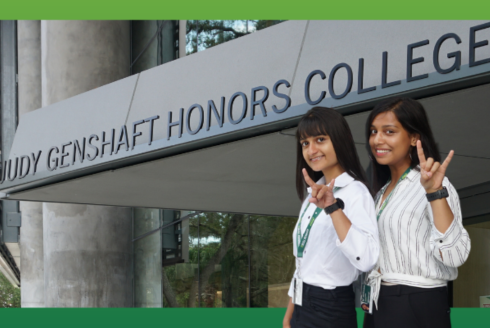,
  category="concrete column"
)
[41,20,132,307]
[18,20,44,308]
[43,204,132,307]
[133,208,162,308]
[41,21,129,105]
[179,20,187,58]
[18,20,42,117]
